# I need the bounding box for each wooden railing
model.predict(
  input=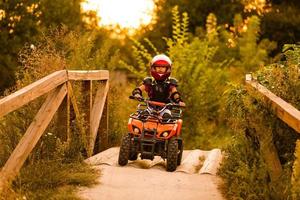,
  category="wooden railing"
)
[245,74,300,181]
[0,70,109,193]
[246,74,300,133]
